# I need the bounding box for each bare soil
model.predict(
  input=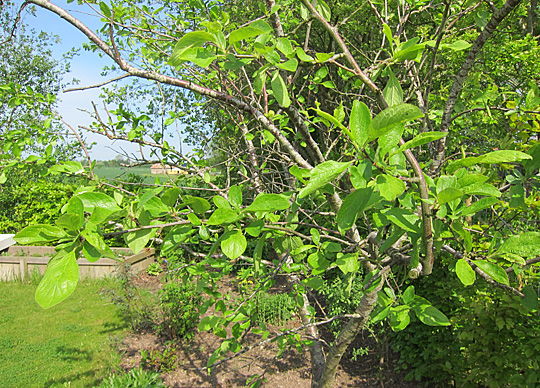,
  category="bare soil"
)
[118,272,422,388]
